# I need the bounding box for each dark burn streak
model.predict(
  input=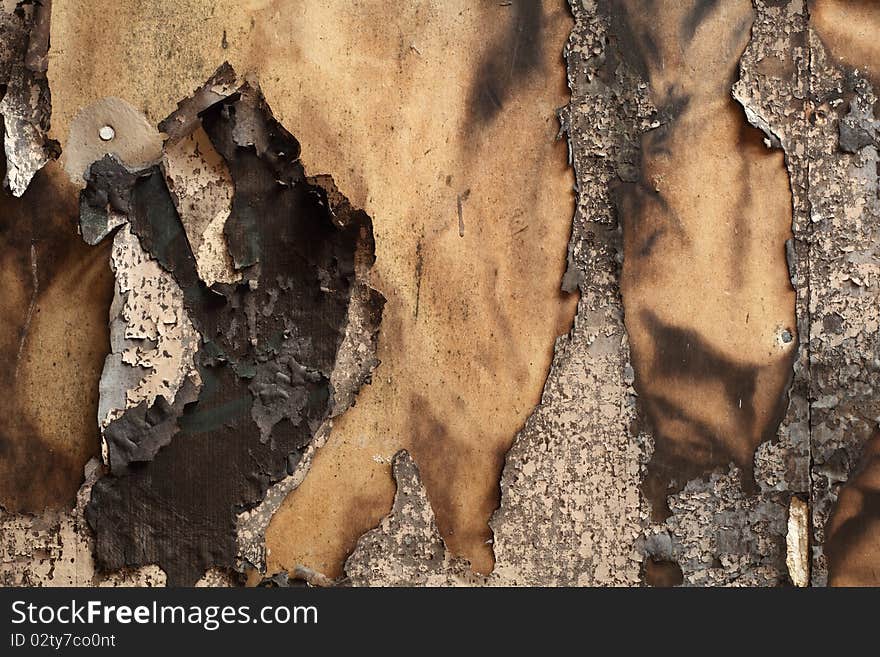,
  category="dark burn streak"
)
[680,0,721,42]
[636,311,791,519]
[610,0,797,523]
[825,432,880,585]
[83,81,383,585]
[466,0,544,129]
